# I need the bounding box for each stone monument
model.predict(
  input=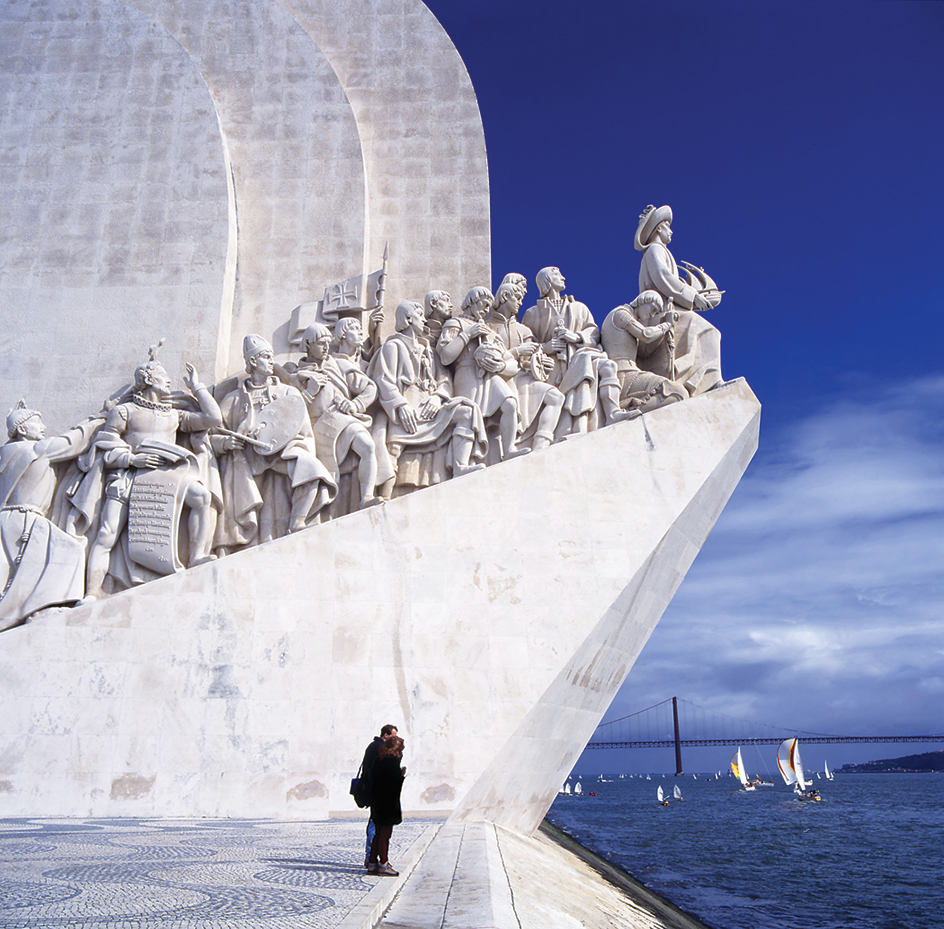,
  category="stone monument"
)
[0,0,759,838]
